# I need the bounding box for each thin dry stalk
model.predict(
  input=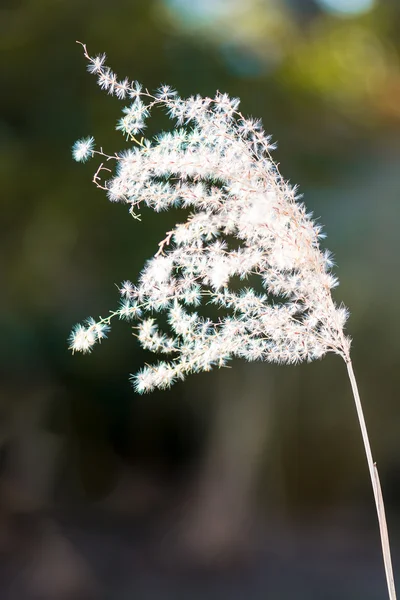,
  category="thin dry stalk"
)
[346,360,396,600]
